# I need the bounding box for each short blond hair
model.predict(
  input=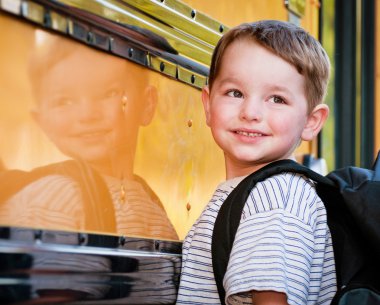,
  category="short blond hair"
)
[208,20,330,112]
